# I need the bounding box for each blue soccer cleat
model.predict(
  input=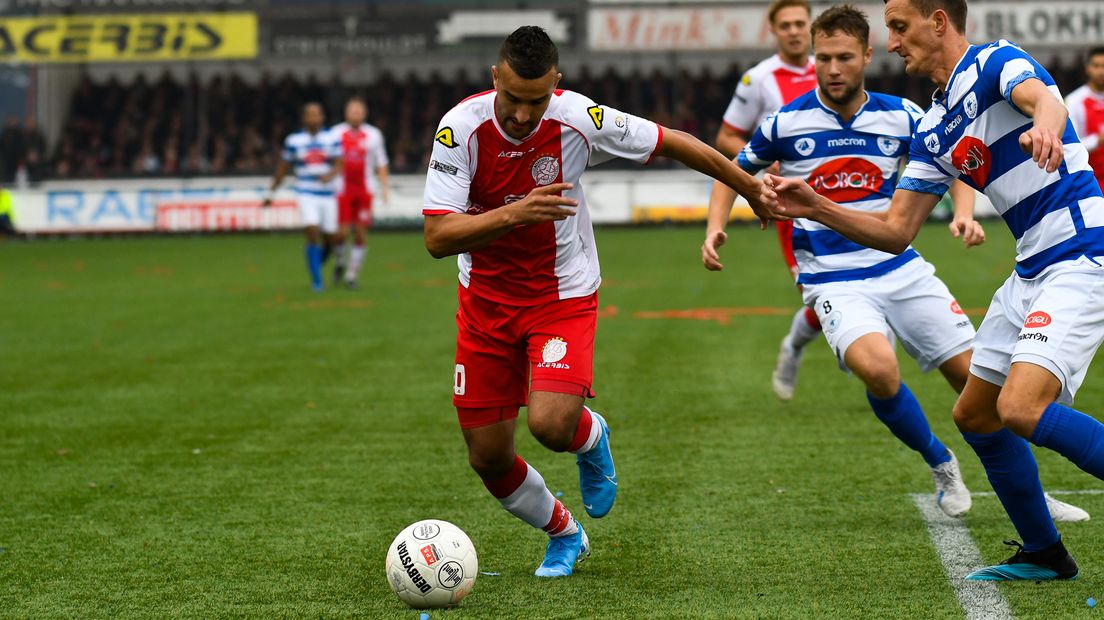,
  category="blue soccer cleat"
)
[577,411,617,518]
[534,525,590,578]
[966,539,1079,581]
